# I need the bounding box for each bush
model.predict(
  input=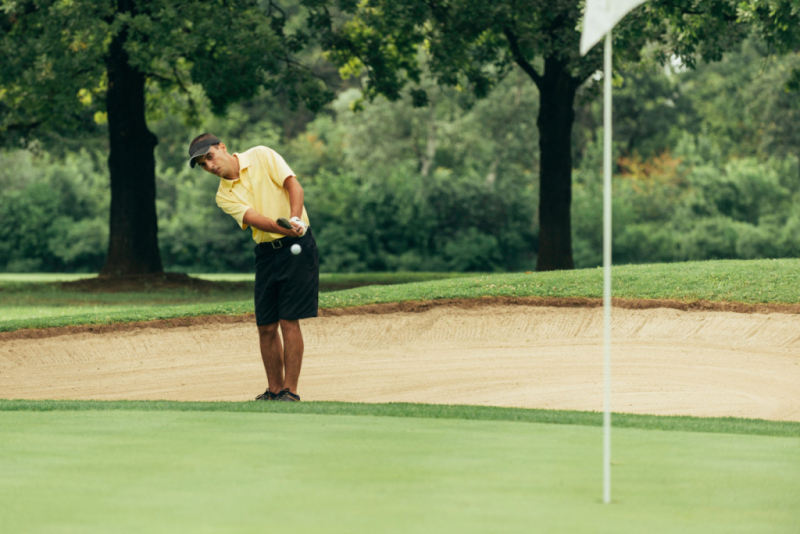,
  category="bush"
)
[0,150,109,272]
[572,136,800,268]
